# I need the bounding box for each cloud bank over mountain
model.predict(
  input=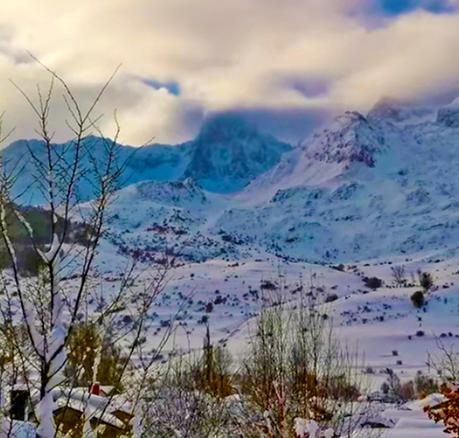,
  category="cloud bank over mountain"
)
[1,0,459,144]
